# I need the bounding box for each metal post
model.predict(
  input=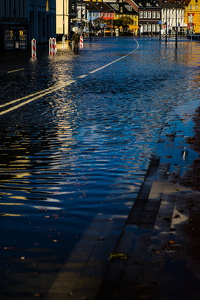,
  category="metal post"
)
[63,0,65,38]
[175,5,178,48]
[89,20,92,42]
[158,21,161,41]
[165,7,167,43]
